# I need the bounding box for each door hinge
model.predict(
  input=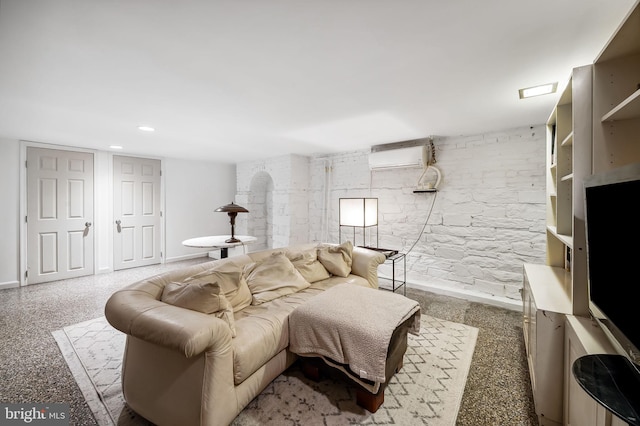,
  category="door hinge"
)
[25,215,28,223]
[160,211,163,217]
[25,270,28,278]
[25,160,28,168]
[160,251,163,258]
